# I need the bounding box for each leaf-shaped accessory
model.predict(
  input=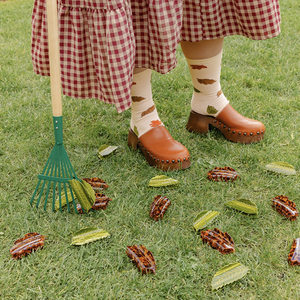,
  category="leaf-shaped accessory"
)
[71,227,110,245]
[266,162,296,175]
[193,211,220,231]
[211,262,249,290]
[91,193,112,210]
[225,199,258,215]
[148,175,179,187]
[10,232,46,259]
[207,167,239,182]
[82,177,109,192]
[149,195,171,221]
[201,228,235,254]
[288,238,300,266]
[271,195,298,220]
[126,245,156,274]
[98,145,118,159]
[69,179,95,212]
[77,193,112,214]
